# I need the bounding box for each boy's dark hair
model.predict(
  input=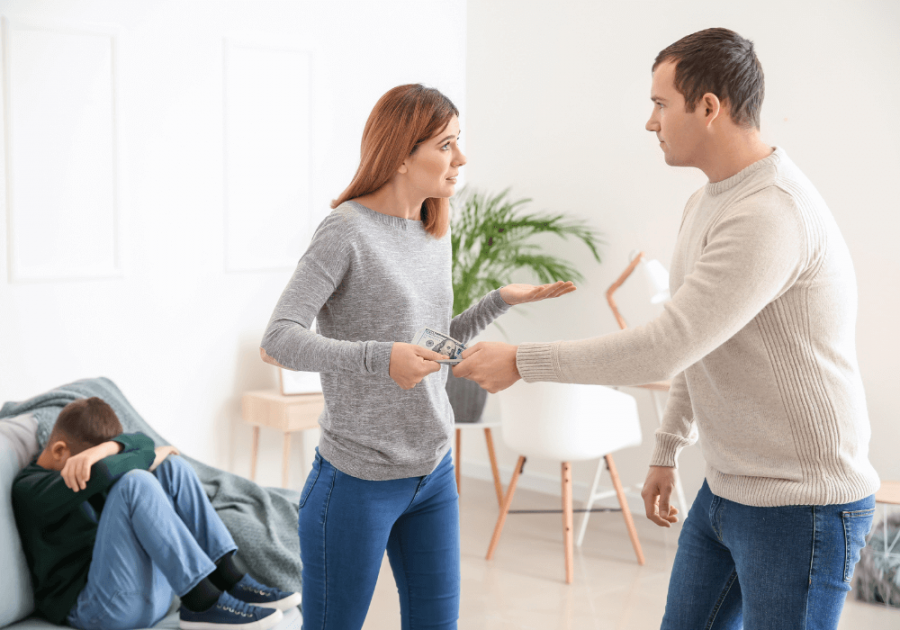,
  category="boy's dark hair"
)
[49,397,123,455]
[653,27,765,129]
